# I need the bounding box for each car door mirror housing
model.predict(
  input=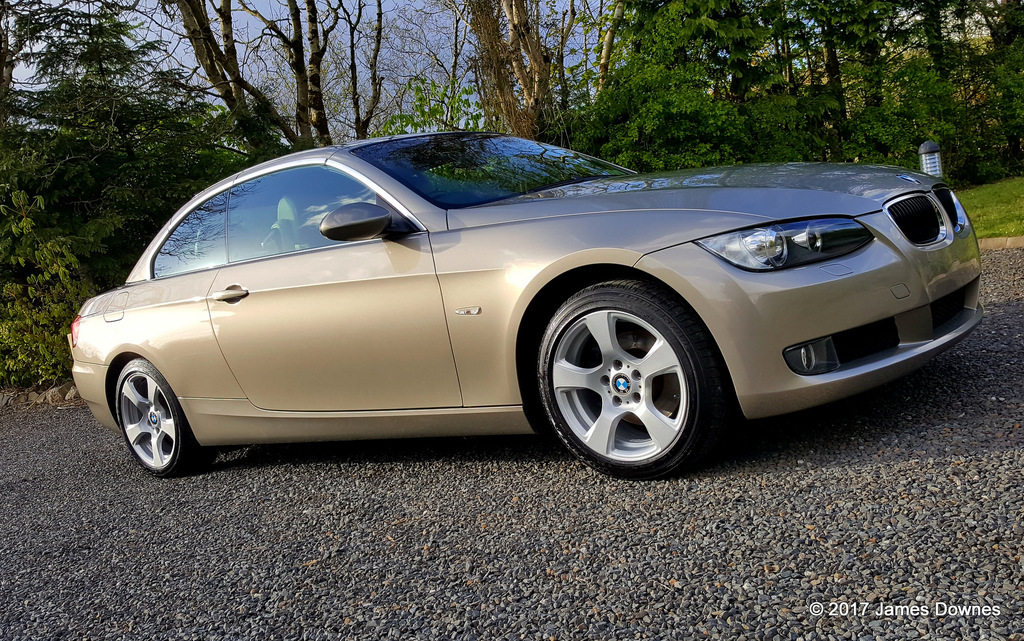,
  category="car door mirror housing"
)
[319,203,393,241]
